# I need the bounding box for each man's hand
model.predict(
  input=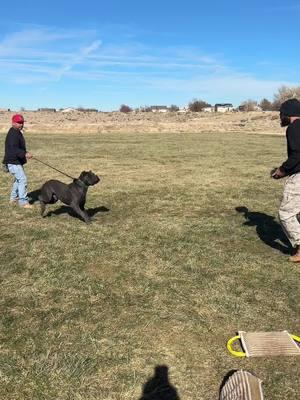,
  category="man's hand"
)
[25,152,33,159]
[270,167,286,179]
